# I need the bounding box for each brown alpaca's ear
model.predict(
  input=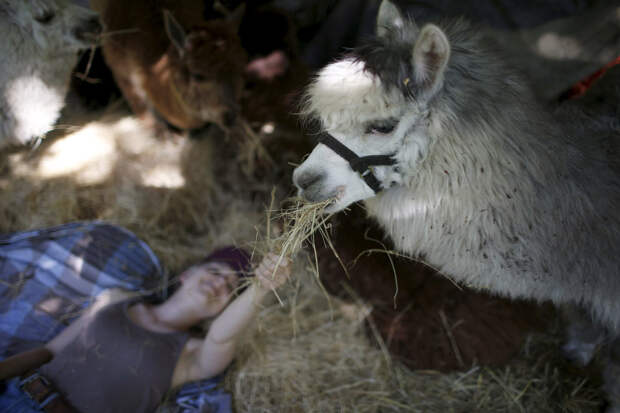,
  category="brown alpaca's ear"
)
[213,1,245,33]
[226,3,245,33]
[163,9,187,56]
